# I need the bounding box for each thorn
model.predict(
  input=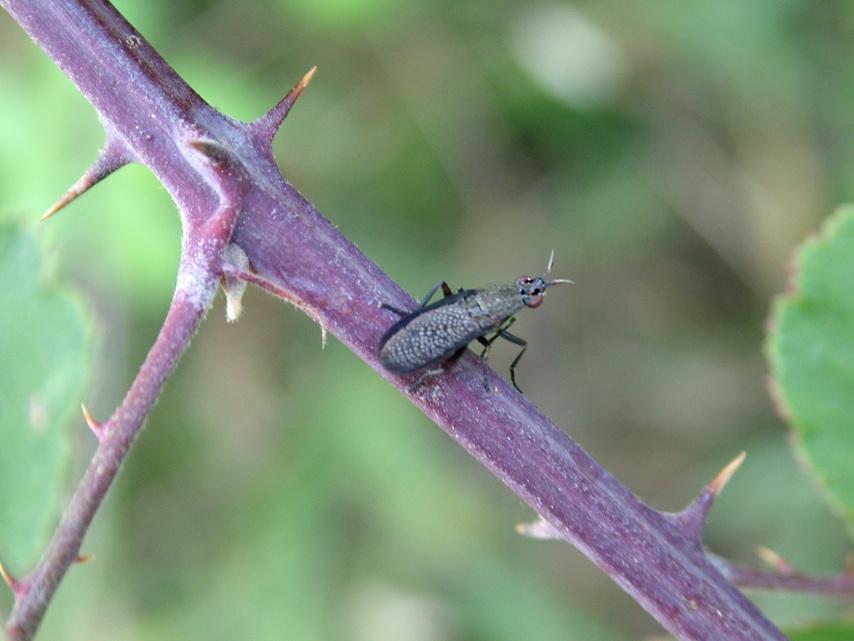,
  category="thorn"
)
[709,451,746,498]
[281,293,328,349]
[291,298,328,349]
[0,559,16,589]
[41,140,131,221]
[277,66,316,122]
[295,66,317,96]
[0,559,24,598]
[76,554,95,564]
[757,546,795,575]
[675,452,746,540]
[81,403,103,436]
[252,66,317,141]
